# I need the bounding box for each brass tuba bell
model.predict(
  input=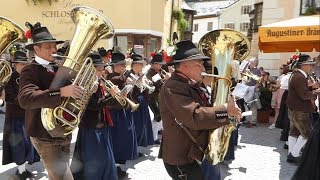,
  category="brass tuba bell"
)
[198,29,250,165]
[41,6,114,138]
[0,17,26,88]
